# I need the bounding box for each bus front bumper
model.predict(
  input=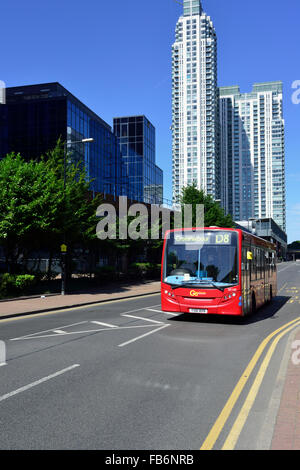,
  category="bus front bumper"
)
[161,290,243,316]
